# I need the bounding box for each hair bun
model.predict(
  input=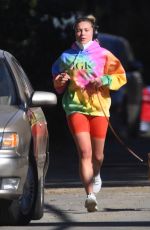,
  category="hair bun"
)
[86,14,96,24]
